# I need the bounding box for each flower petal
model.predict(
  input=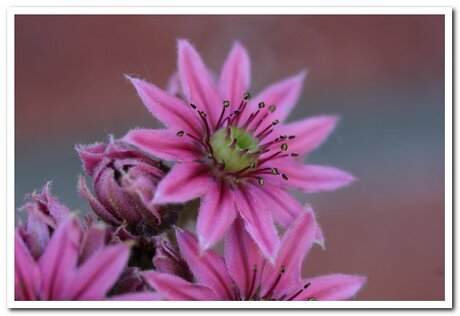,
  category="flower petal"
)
[233,184,280,262]
[154,163,211,204]
[65,243,130,300]
[15,232,40,300]
[123,129,201,162]
[78,175,122,226]
[218,41,251,111]
[297,274,366,301]
[249,181,303,228]
[275,115,339,157]
[260,210,316,298]
[224,217,264,300]
[144,271,218,300]
[126,76,201,134]
[176,228,235,299]
[196,179,237,250]
[178,39,221,126]
[38,215,81,300]
[249,71,306,130]
[277,161,356,192]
